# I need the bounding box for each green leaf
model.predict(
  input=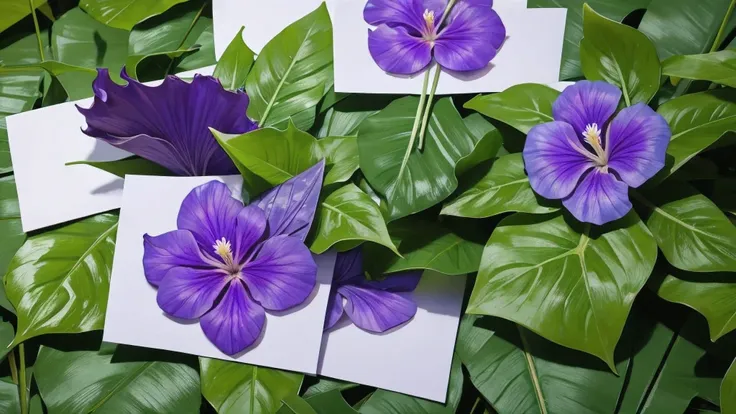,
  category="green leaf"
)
[662,50,736,88]
[125,46,199,81]
[4,213,118,344]
[66,156,173,178]
[580,4,661,105]
[441,154,559,218]
[455,114,503,175]
[245,3,333,130]
[0,0,48,34]
[200,358,302,414]
[0,321,13,362]
[309,184,398,255]
[2,61,98,101]
[464,83,559,134]
[214,27,255,91]
[0,378,21,414]
[318,136,358,185]
[0,176,24,313]
[467,212,658,369]
[358,97,479,221]
[303,379,357,399]
[724,359,736,414]
[81,0,188,30]
[303,390,358,414]
[280,395,318,414]
[35,344,201,413]
[317,107,376,138]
